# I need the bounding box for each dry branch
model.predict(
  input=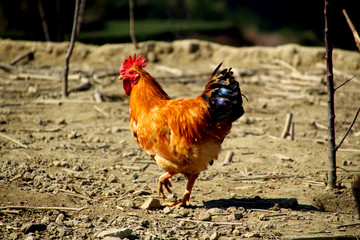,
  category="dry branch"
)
[230,175,304,181]
[281,113,293,139]
[342,9,360,52]
[178,218,245,226]
[10,50,35,65]
[129,0,138,49]
[63,0,81,98]
[0,205,87,211]
[222,151,234,166]
[0,133,28,149]
[351,175,360,219]
[38,0,50,41]
[324,0,337,189]
[335,107,360,151]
